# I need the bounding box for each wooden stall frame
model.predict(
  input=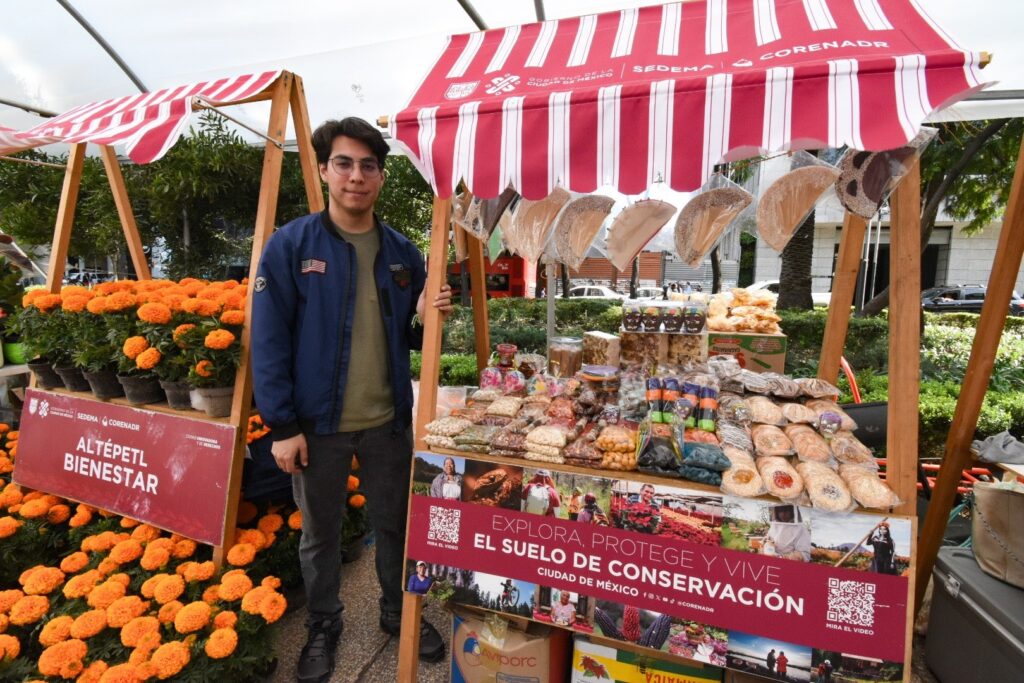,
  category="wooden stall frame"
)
[34,71,323,566]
